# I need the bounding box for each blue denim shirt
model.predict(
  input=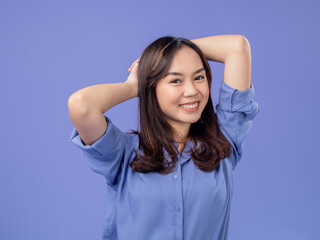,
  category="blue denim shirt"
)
[70,80,260,240]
